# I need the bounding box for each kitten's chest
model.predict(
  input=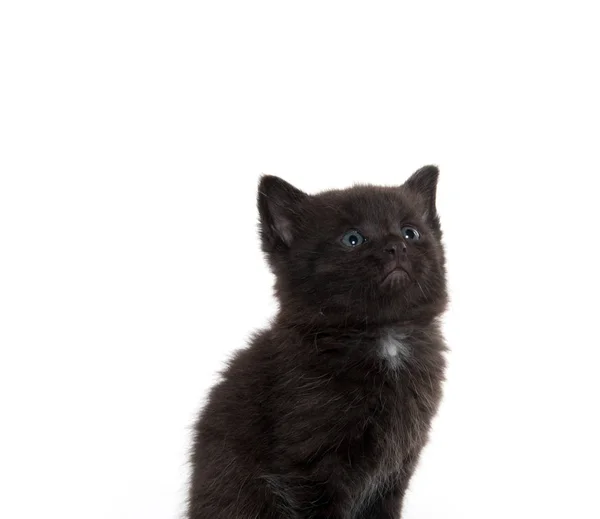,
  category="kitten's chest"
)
[347,334,442,515]
[358,330,443,463]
